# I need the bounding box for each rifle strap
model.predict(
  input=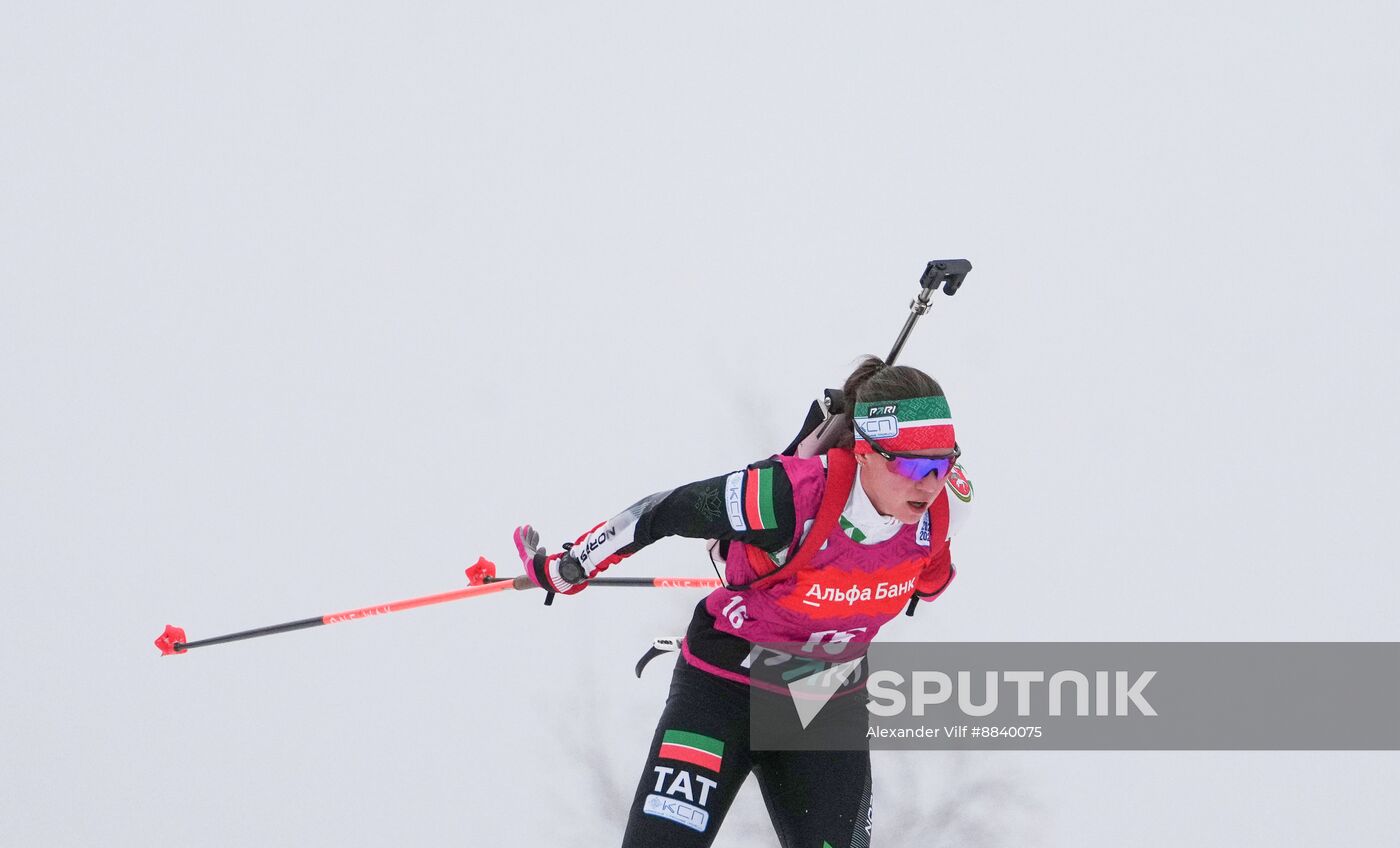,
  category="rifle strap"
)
[745,447,857,590]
